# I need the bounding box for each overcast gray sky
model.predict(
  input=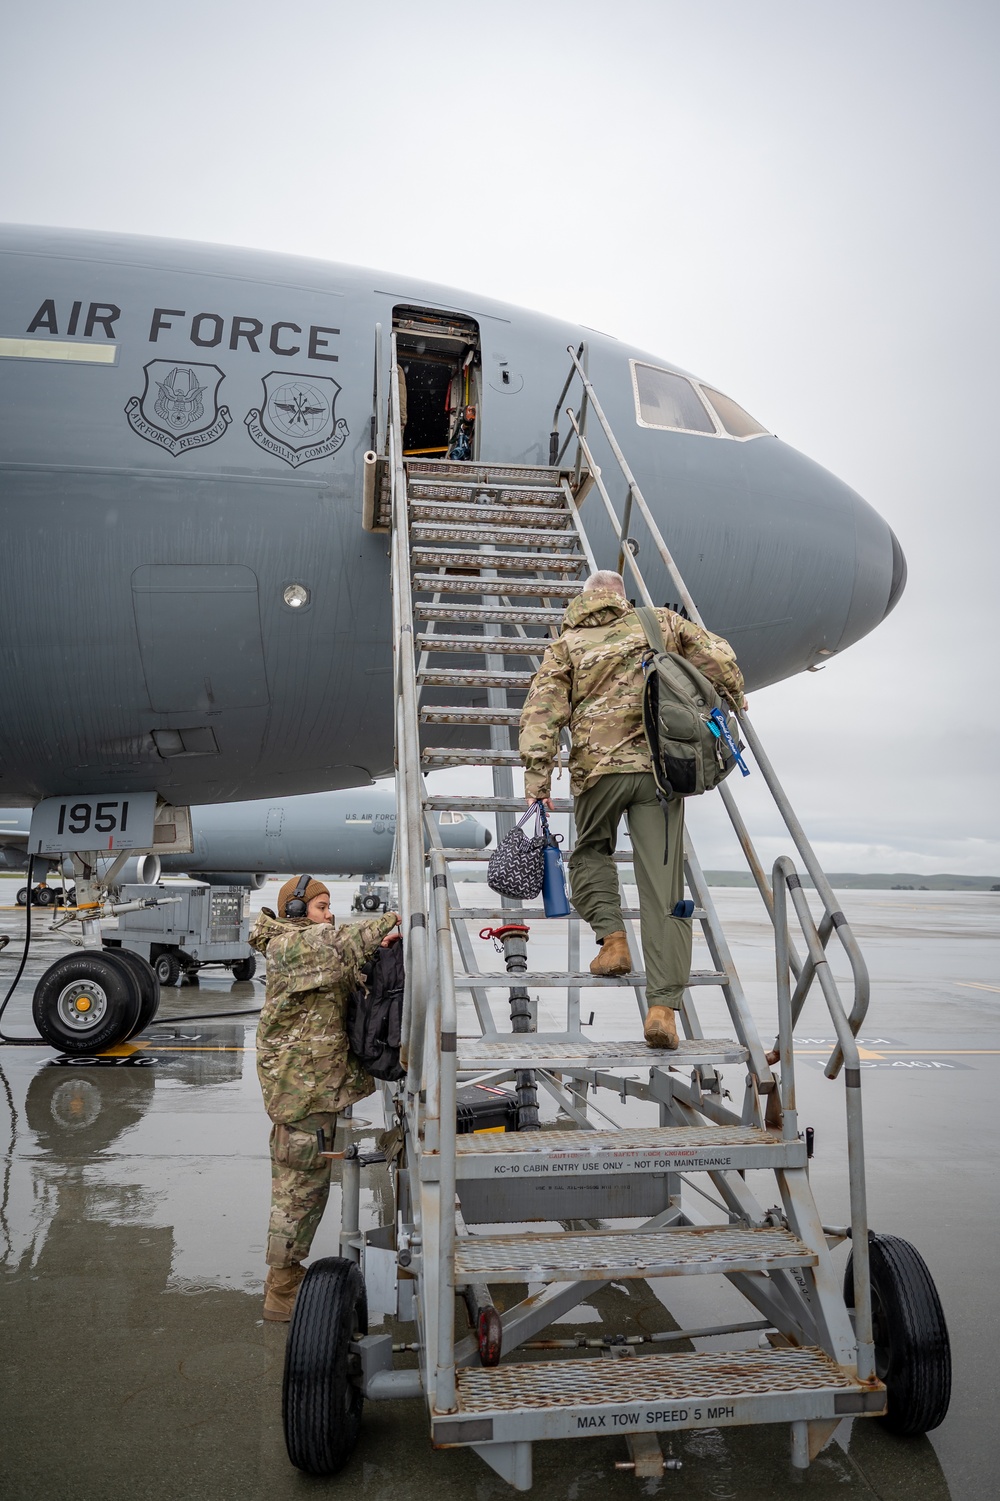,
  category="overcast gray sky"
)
[3,0,997,873]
